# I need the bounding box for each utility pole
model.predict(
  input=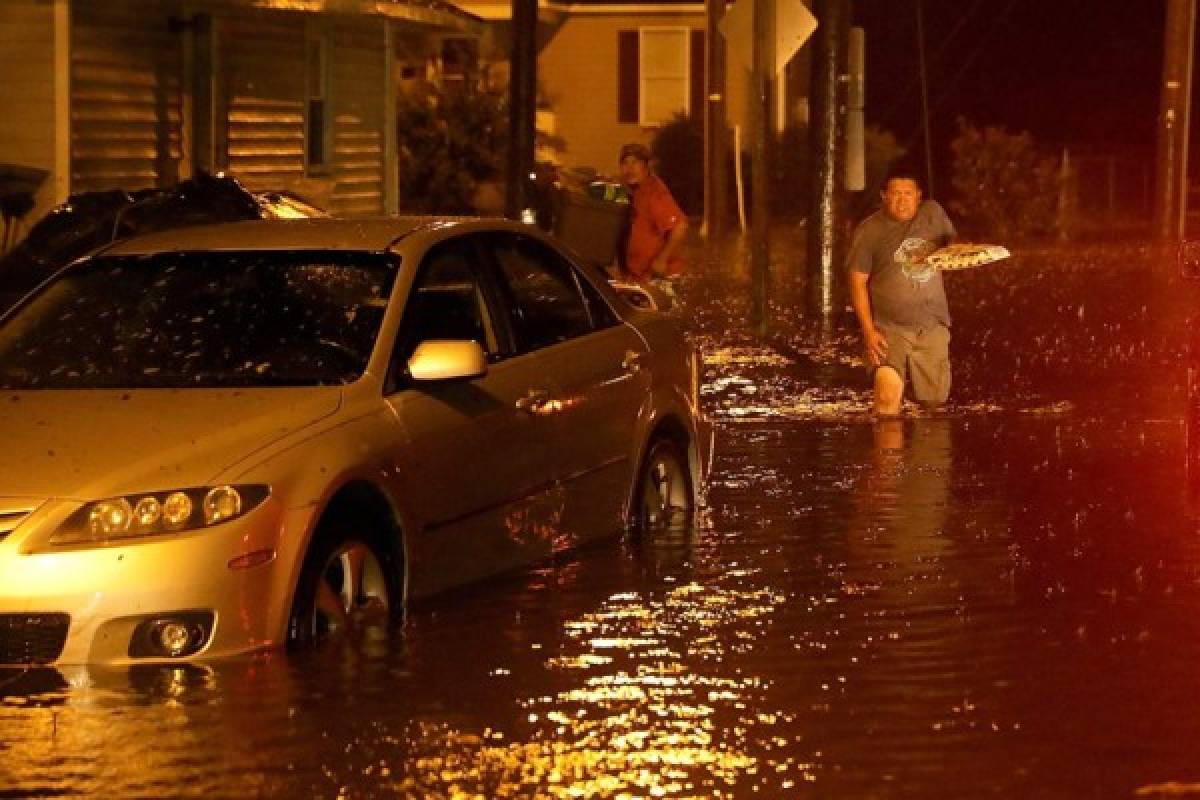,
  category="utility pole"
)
[1154,0,1196,240]
[915,0,935,198]
[506,0,537,220]
[704,0,729,240]
[749,0,774,335]
[806,0,848,320]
